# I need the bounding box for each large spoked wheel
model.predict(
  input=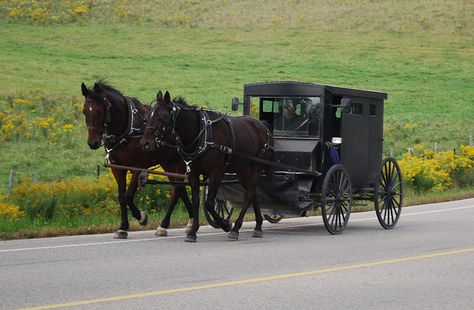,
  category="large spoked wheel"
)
[264,212,283,224]
[374,157,403,229]
[321,164,353,235]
